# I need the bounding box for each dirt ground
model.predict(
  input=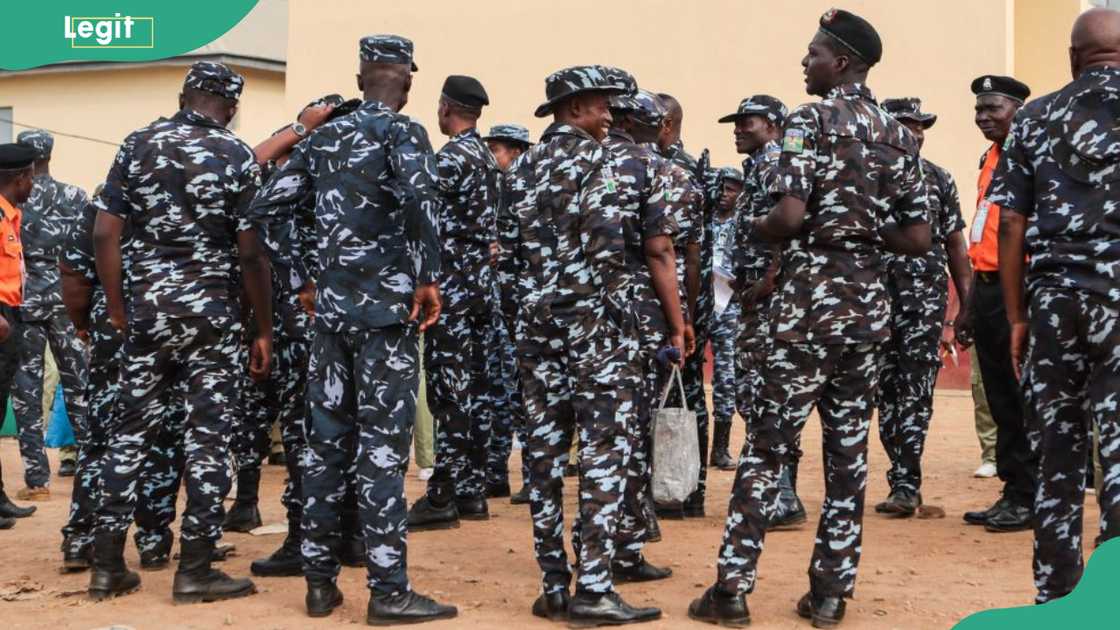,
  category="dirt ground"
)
[0,390,1099,629]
